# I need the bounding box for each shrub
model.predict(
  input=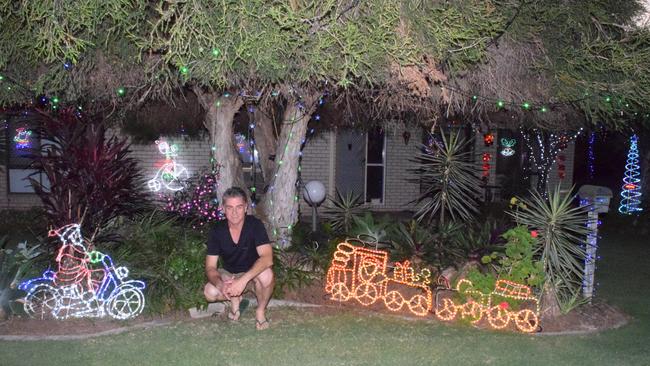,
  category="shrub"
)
[29,108,149,245]
[322,190,363,235]
[113,212,207,313]
[0,238,45,318]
